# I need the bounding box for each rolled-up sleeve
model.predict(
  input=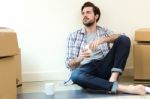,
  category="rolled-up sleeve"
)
[111,68,123,74]
[104,27,114,36]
